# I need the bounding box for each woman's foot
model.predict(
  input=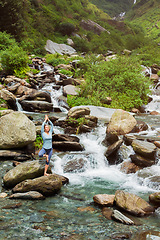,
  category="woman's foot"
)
[44,173,49,176]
